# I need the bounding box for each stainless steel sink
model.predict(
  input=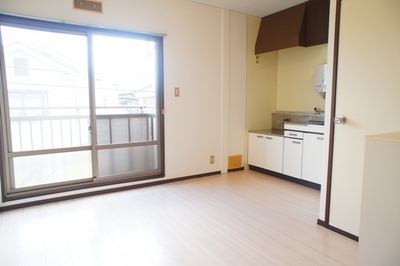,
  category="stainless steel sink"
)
[308,114,325,125]
[307,121,324,125]
[272,112,325,130]
[284,122,324,134]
